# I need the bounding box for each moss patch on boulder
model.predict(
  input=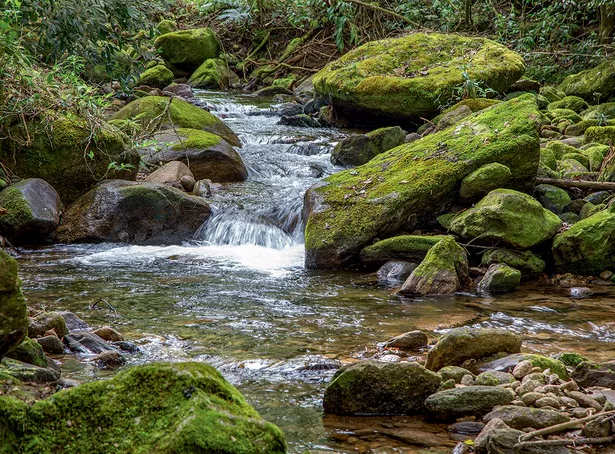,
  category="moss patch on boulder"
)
[0,251,28,360]
[459,162,512,200]
[360,235,448,266]
[585,126,615,145]
[138,64,174,88]
[558,60,615,103]
[155,28,220,74]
